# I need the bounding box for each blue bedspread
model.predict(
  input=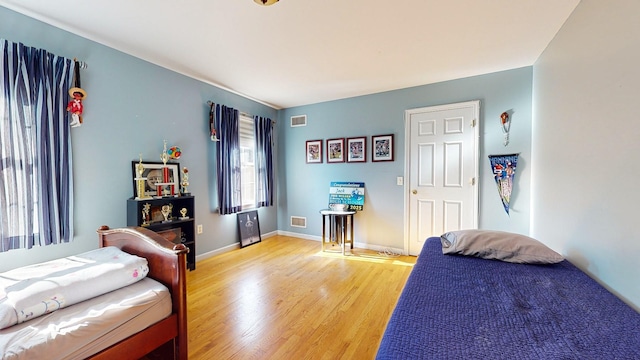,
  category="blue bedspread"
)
[377,237,640,359]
